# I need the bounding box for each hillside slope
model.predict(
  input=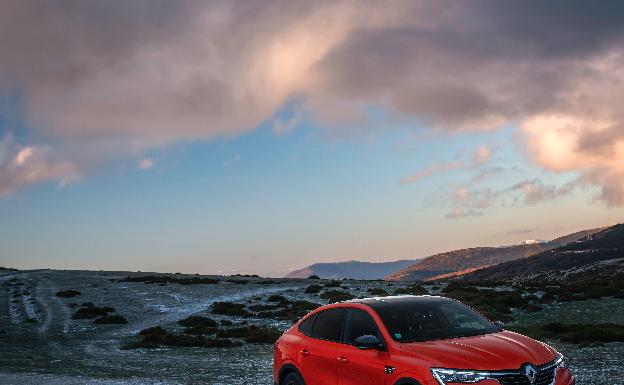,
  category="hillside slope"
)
[285,260,419,280]
[463,224,624,281]
[385,227,602,281]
